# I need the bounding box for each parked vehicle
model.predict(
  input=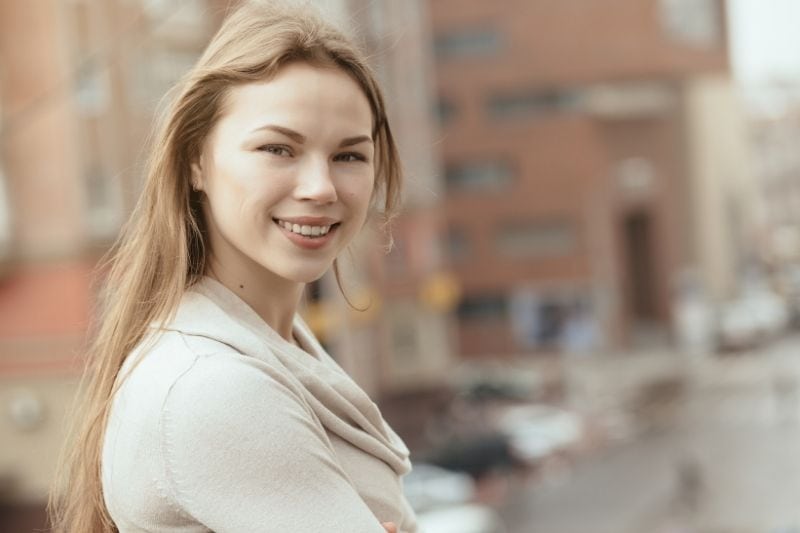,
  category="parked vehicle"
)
[495,404,583,463]
[778,265,800,328]
[403,463,475,512]
[426,432,519,478]
[416,504,507,533]
[404,464,506,533]
[717,287,789,351]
